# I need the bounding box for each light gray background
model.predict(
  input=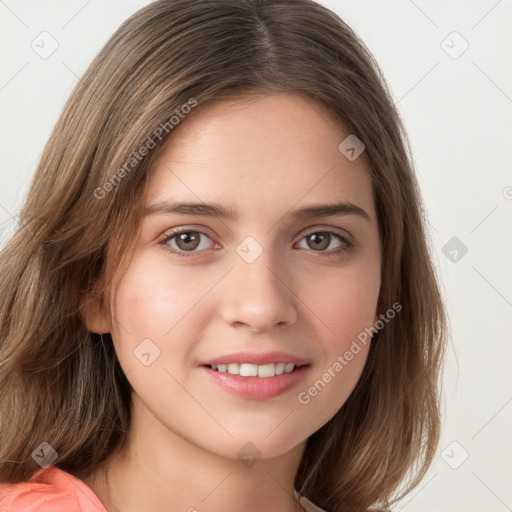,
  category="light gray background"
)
[1,1,511,511]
